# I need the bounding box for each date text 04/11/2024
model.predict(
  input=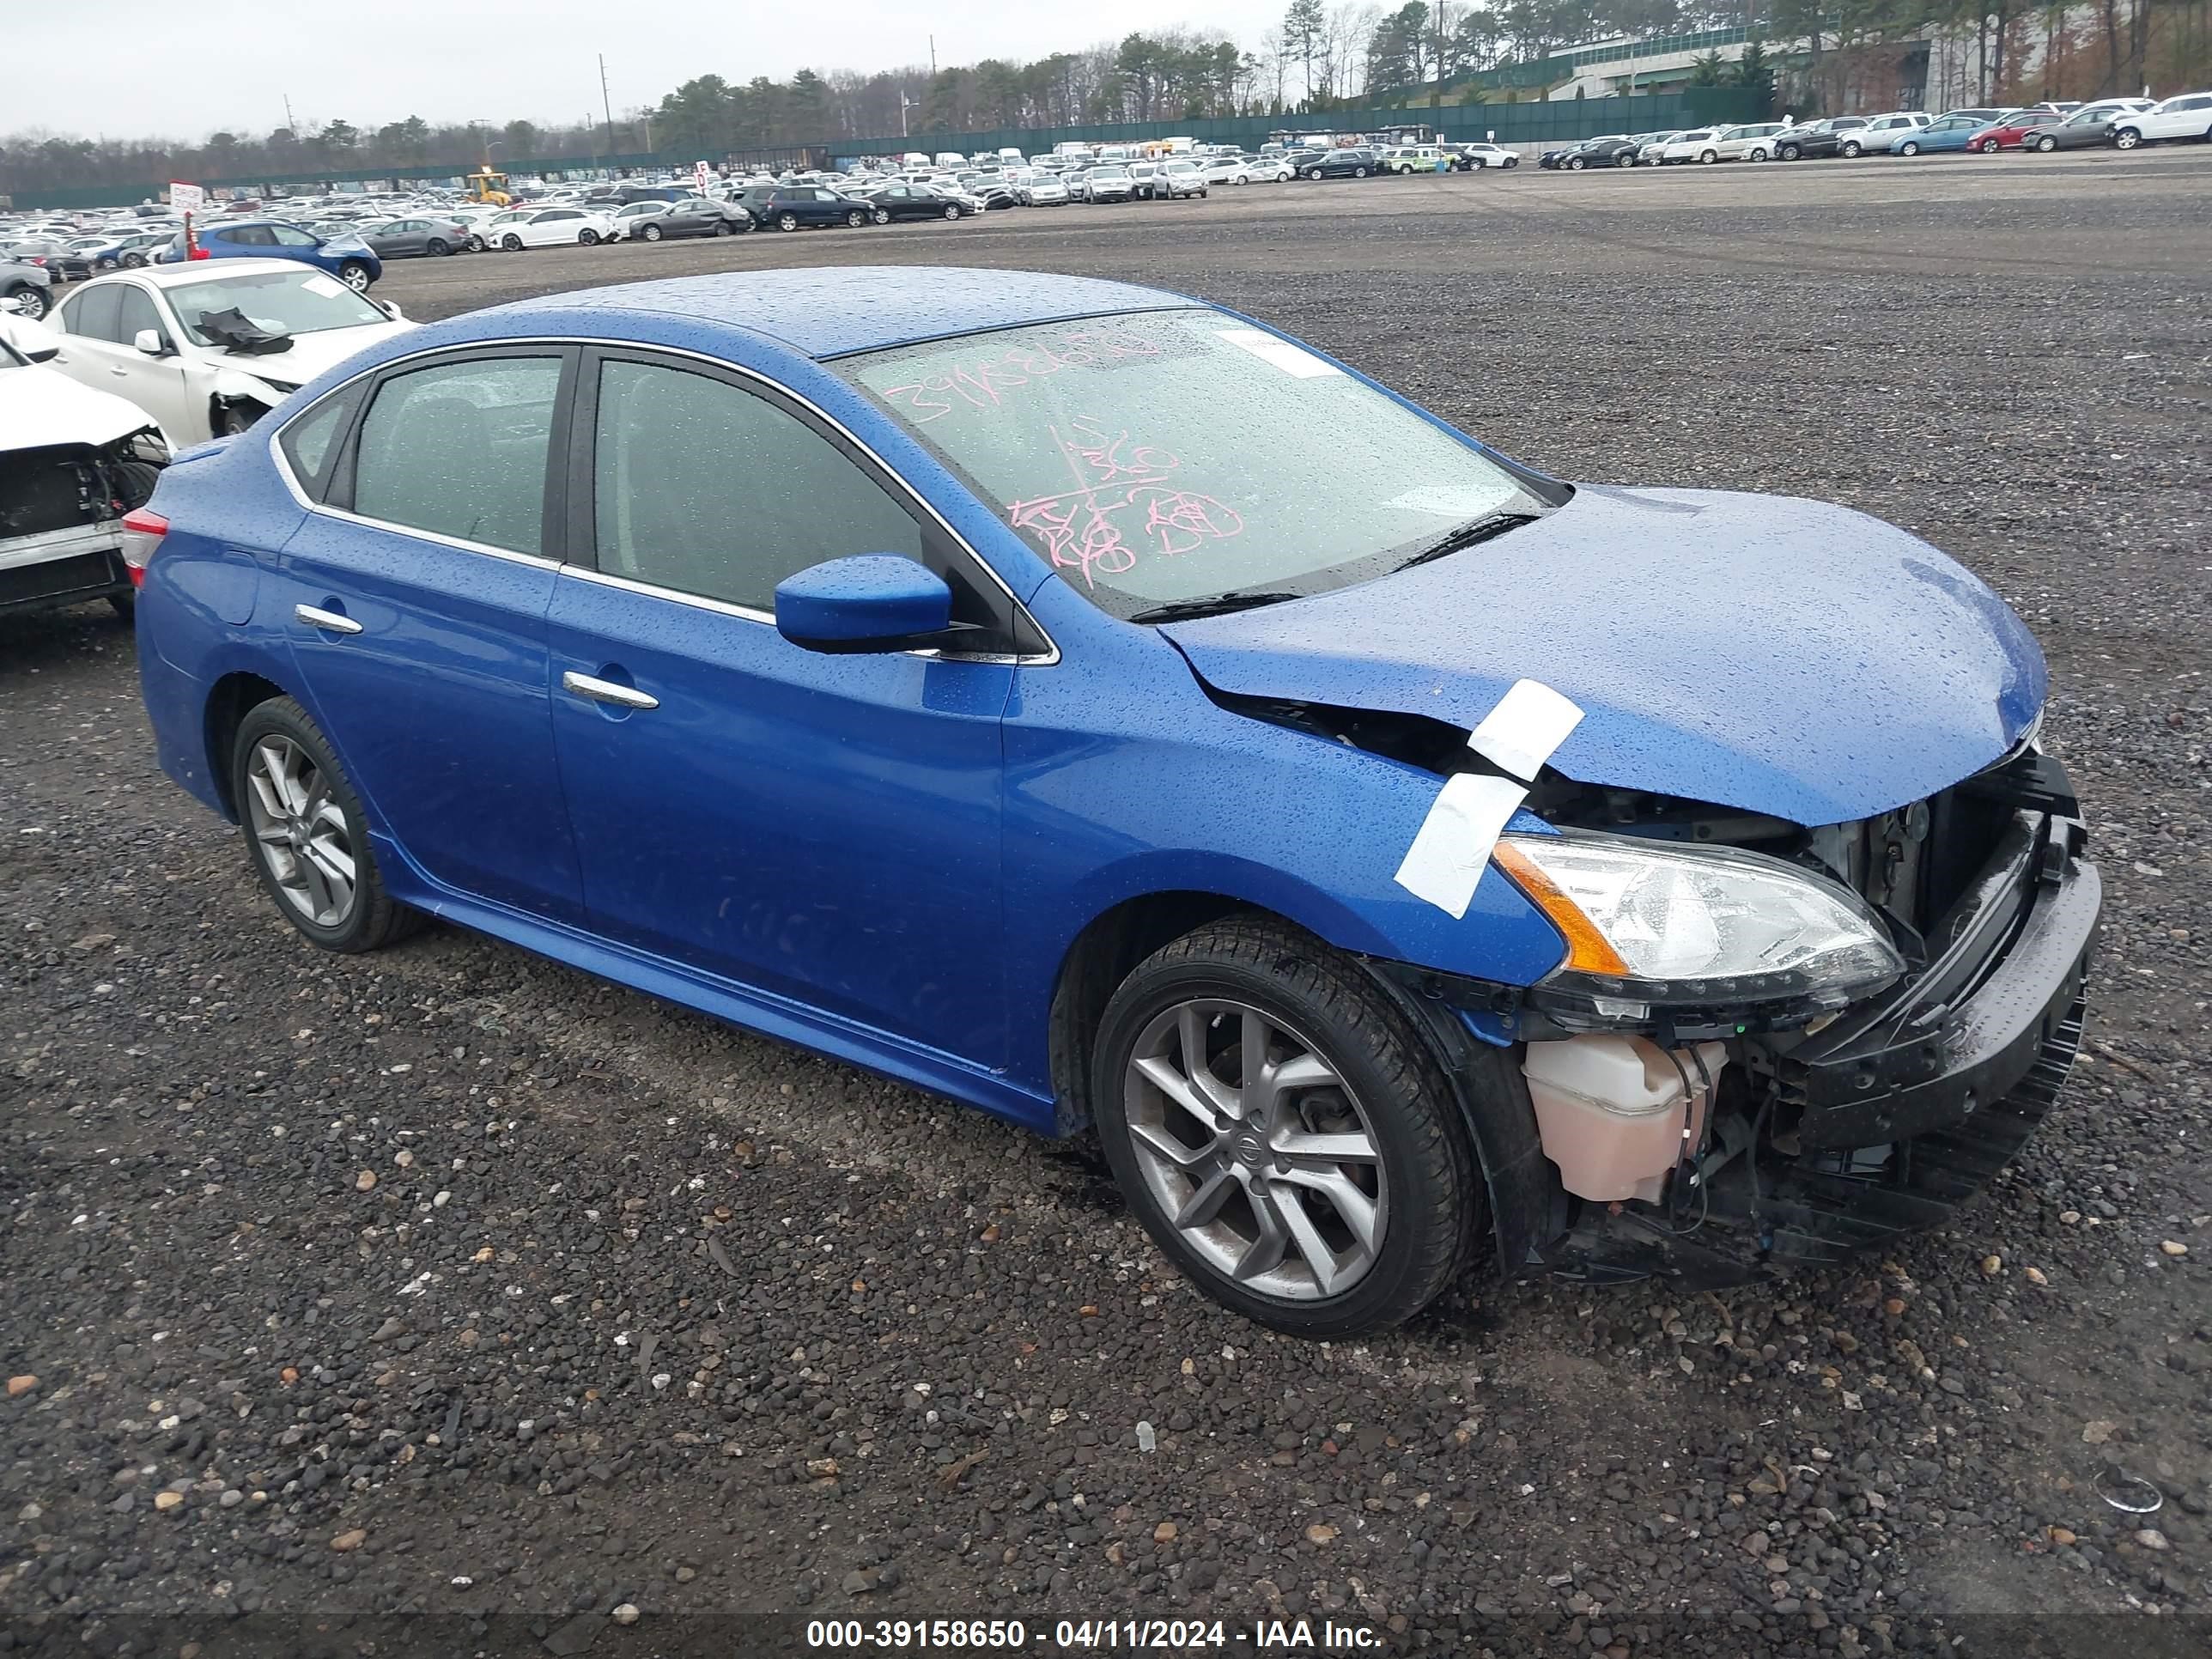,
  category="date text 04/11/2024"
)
[802,1618,1384,1650]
